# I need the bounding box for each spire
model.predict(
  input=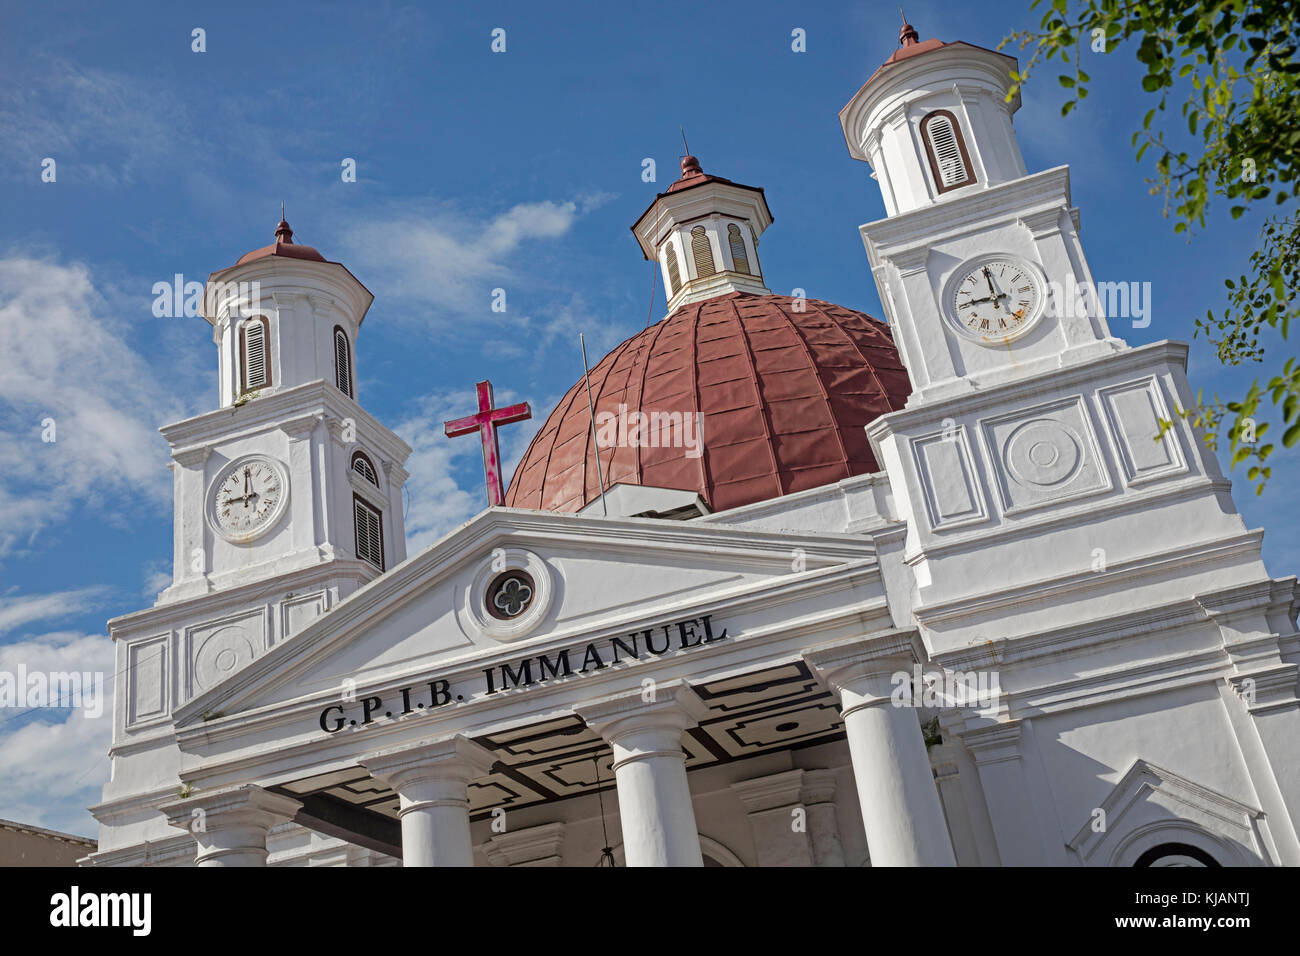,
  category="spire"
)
[899,9,919,47]
[274,203,294,244]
